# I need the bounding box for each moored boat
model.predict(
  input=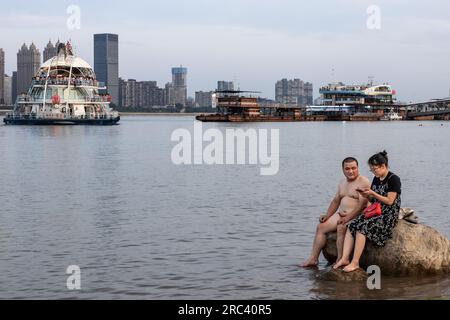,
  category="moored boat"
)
[3,41,120,125]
